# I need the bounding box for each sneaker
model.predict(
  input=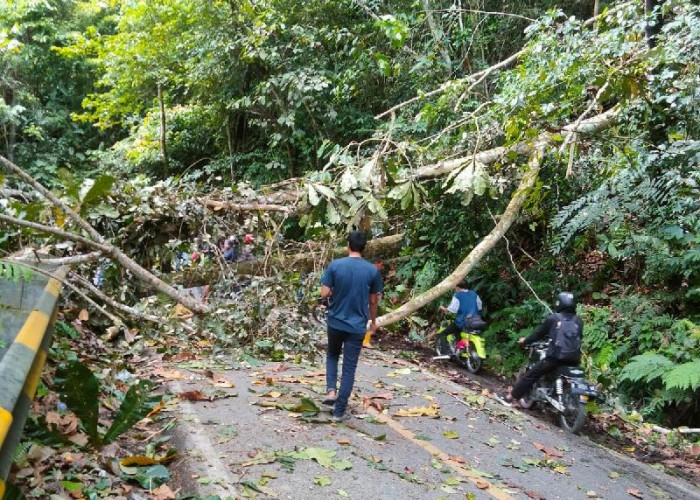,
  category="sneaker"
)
[330,413,351,423]
[494,392,513,407]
